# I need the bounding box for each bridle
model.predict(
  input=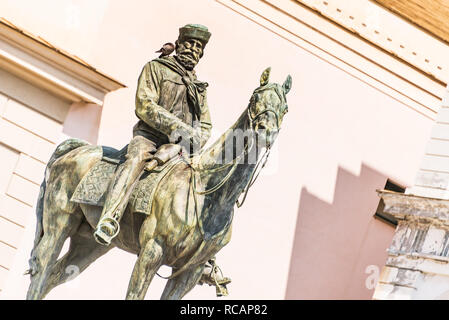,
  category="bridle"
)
[191,84,287,207]
[247,84,287,131]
